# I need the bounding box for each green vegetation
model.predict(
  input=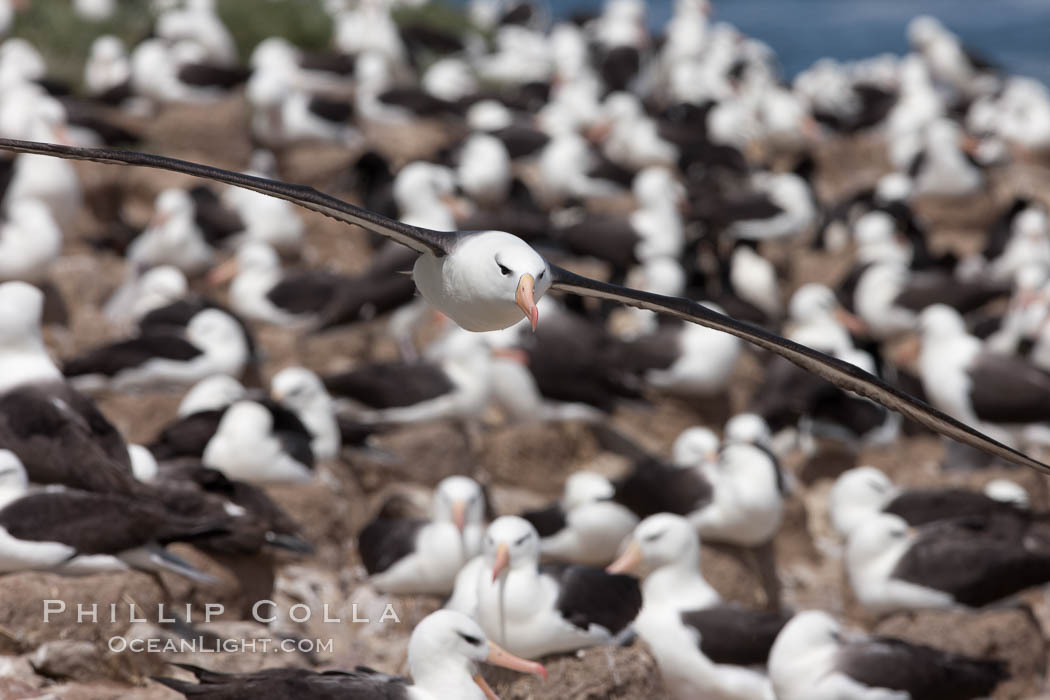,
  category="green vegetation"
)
[8,0,476,92]
[10,0,152,89]
[215,0,332,60]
